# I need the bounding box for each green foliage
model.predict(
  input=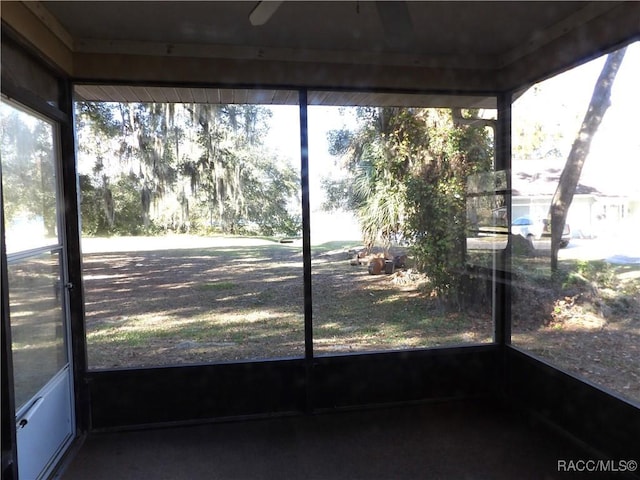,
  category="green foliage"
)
[76,101,300,237]
[110,173,146,235]
[76,102,120,138]
[323,107,431,250]
[320,177,356,212]
[565,260,616,288]
[405,112,493,307]
[324,107,494,308]
[79,174,108,235]
[79,172,152,236]
[326,128,353,156]
[406,170,468,304]
[0,107,58,236]
[246,157,302,236]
